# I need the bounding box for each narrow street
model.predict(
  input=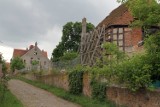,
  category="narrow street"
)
[8,79,80,107]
